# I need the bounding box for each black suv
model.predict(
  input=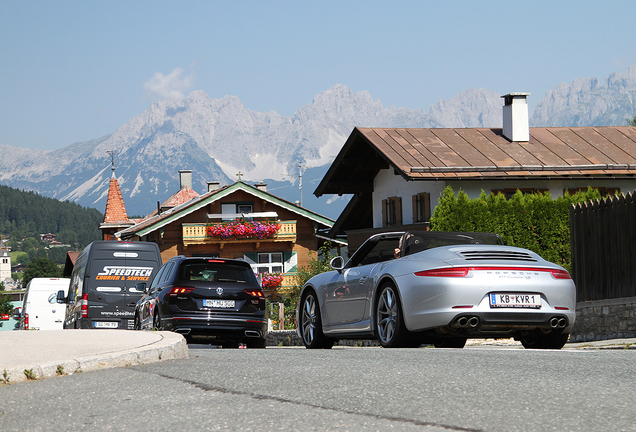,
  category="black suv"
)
[134,256,268,348]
